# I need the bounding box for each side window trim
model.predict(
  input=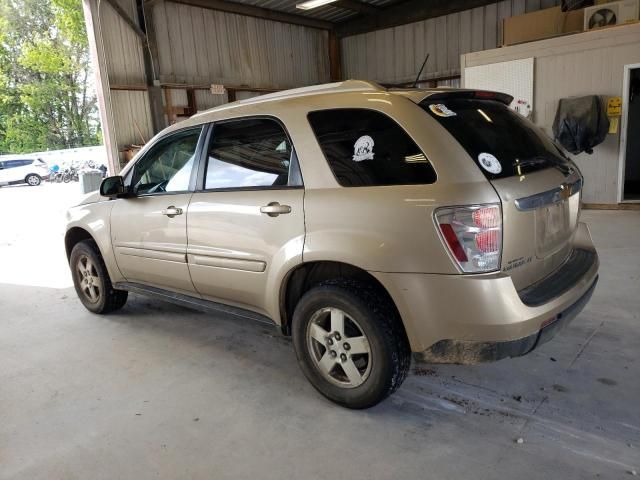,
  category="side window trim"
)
[127,125,207,197]
[195,115,304,193]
